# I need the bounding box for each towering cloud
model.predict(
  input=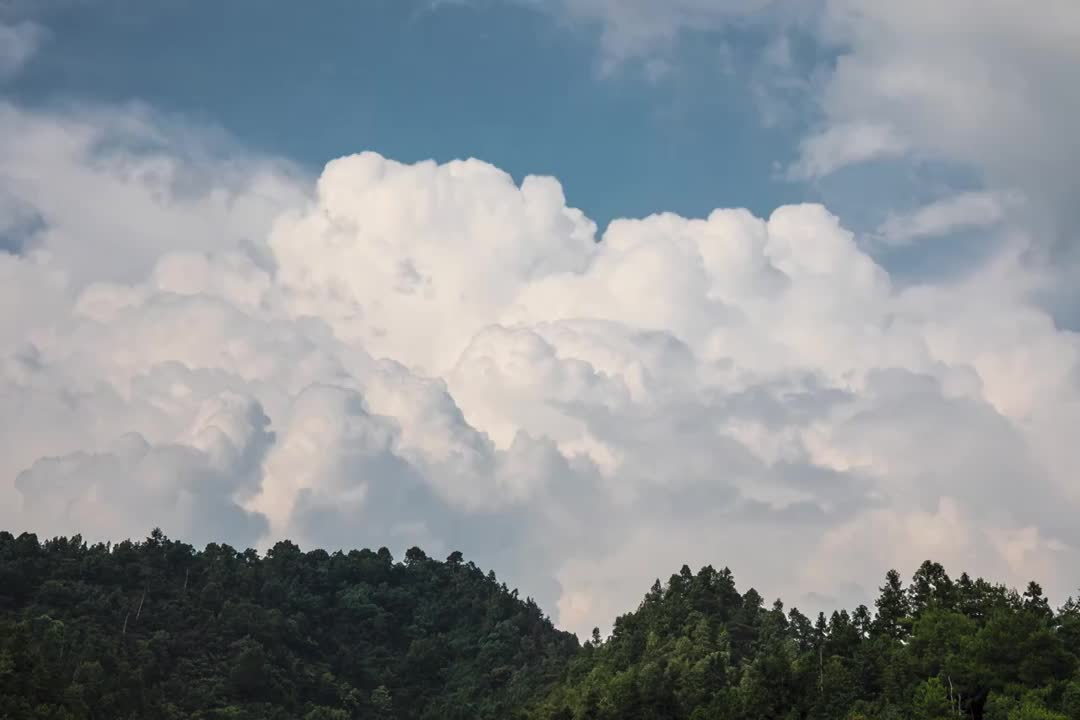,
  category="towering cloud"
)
[1,102,1078,636]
